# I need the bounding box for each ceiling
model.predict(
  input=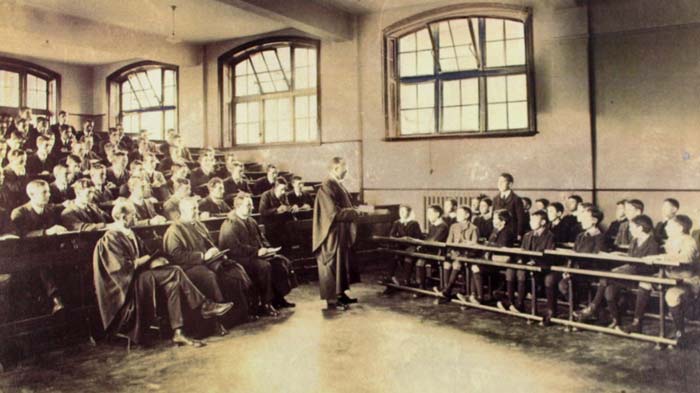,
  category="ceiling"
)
[15,0,286,43]
[316,0,584,14]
